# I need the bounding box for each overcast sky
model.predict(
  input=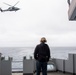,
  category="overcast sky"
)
[0,0,76,47]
